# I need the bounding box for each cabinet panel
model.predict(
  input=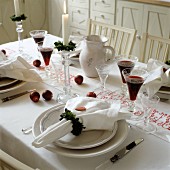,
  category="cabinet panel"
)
[91,11,115,25]
[68,0,89,8]
[142,5,170,38]
[68,7,89,29]
[116,1,143,57]
[91,0,115,14]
